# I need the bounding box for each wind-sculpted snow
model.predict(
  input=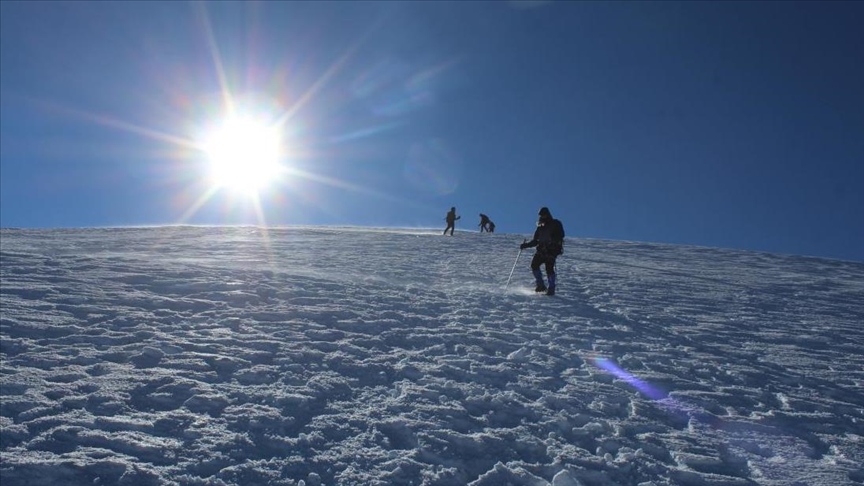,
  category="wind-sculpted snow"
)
[1,226,863,485]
